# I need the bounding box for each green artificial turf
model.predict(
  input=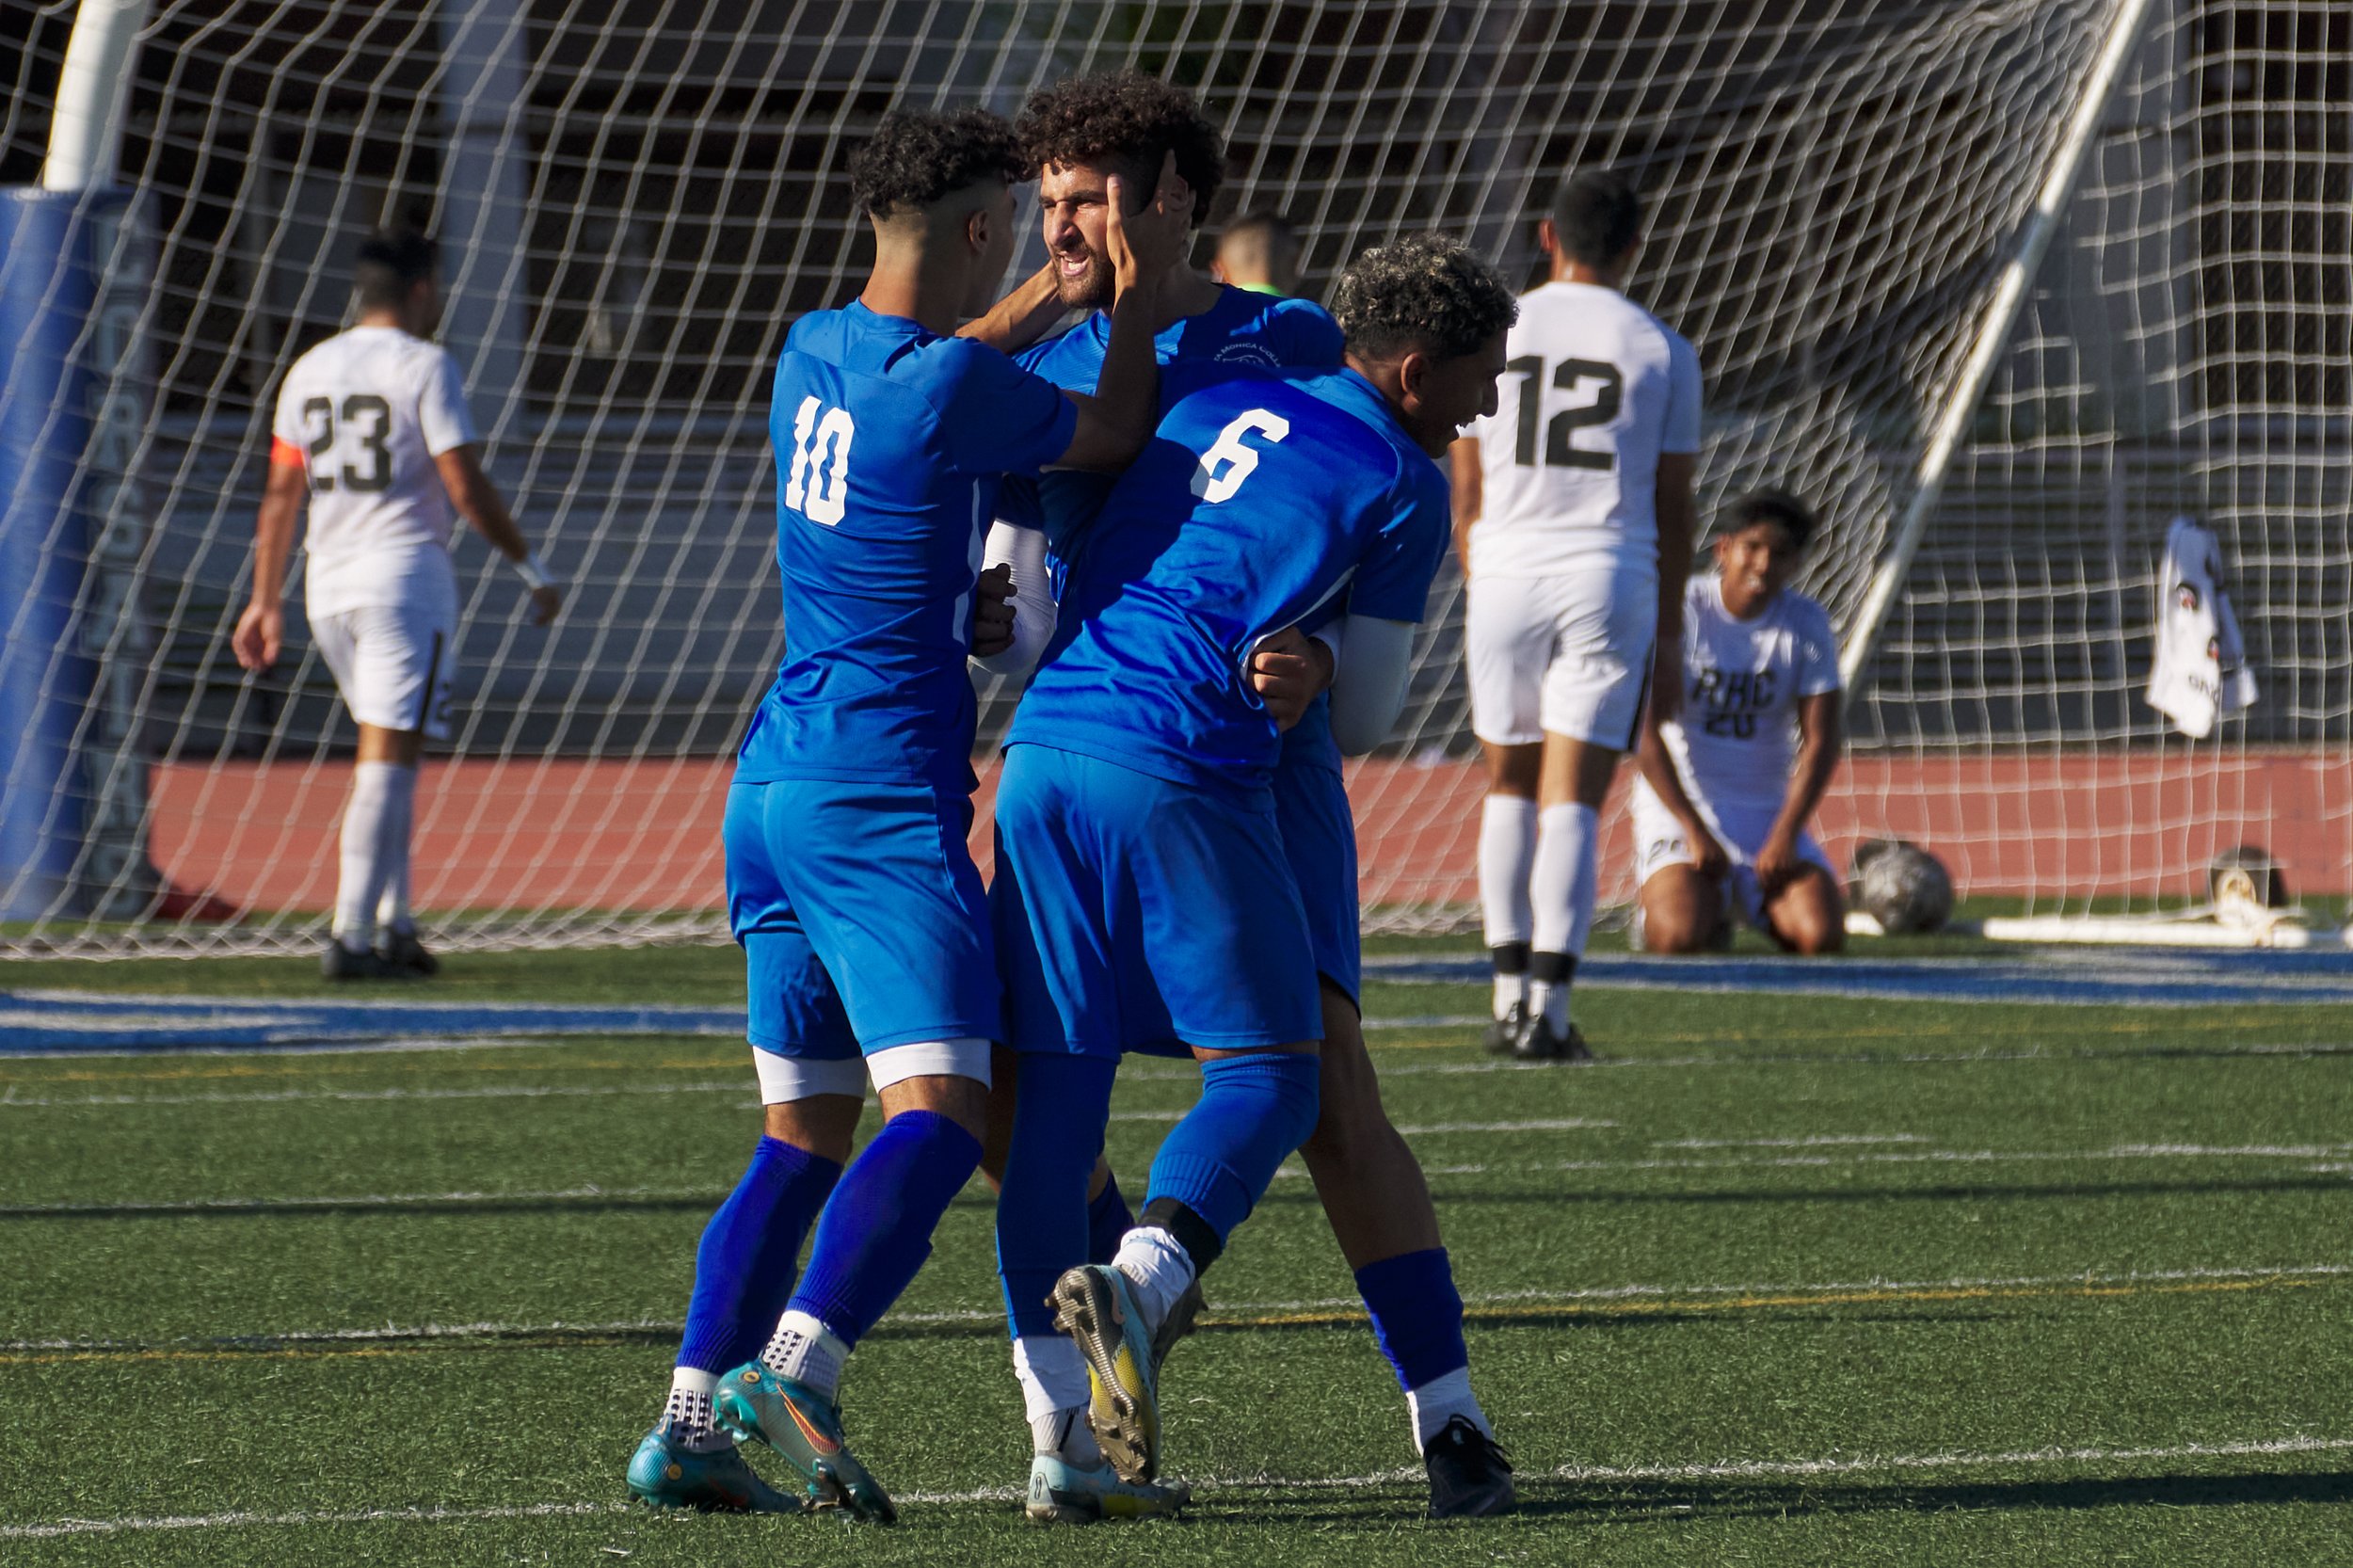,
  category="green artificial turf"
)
[4,940,2350,1564]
